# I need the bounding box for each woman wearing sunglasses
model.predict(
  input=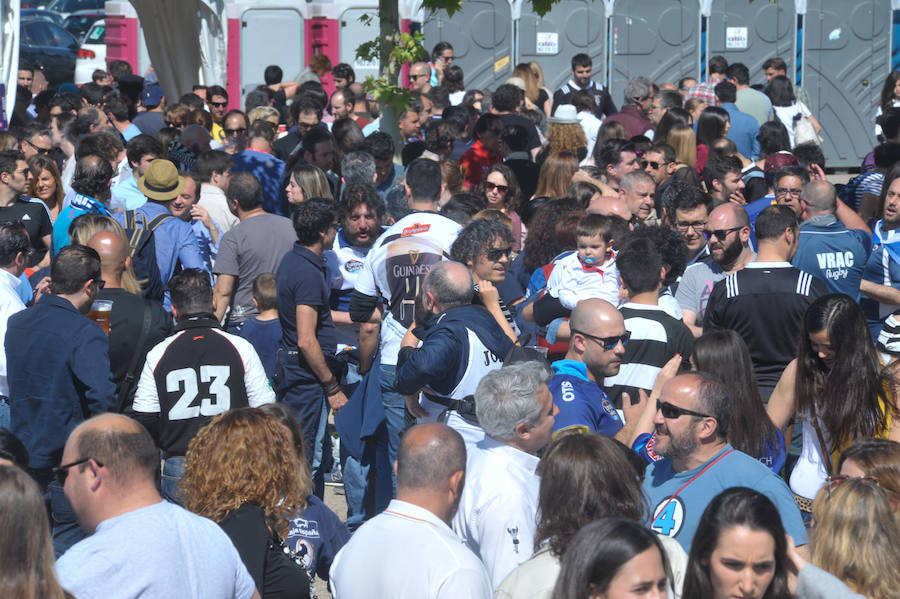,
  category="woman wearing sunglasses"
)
[479,164,525,252]
[766,294,899,522]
